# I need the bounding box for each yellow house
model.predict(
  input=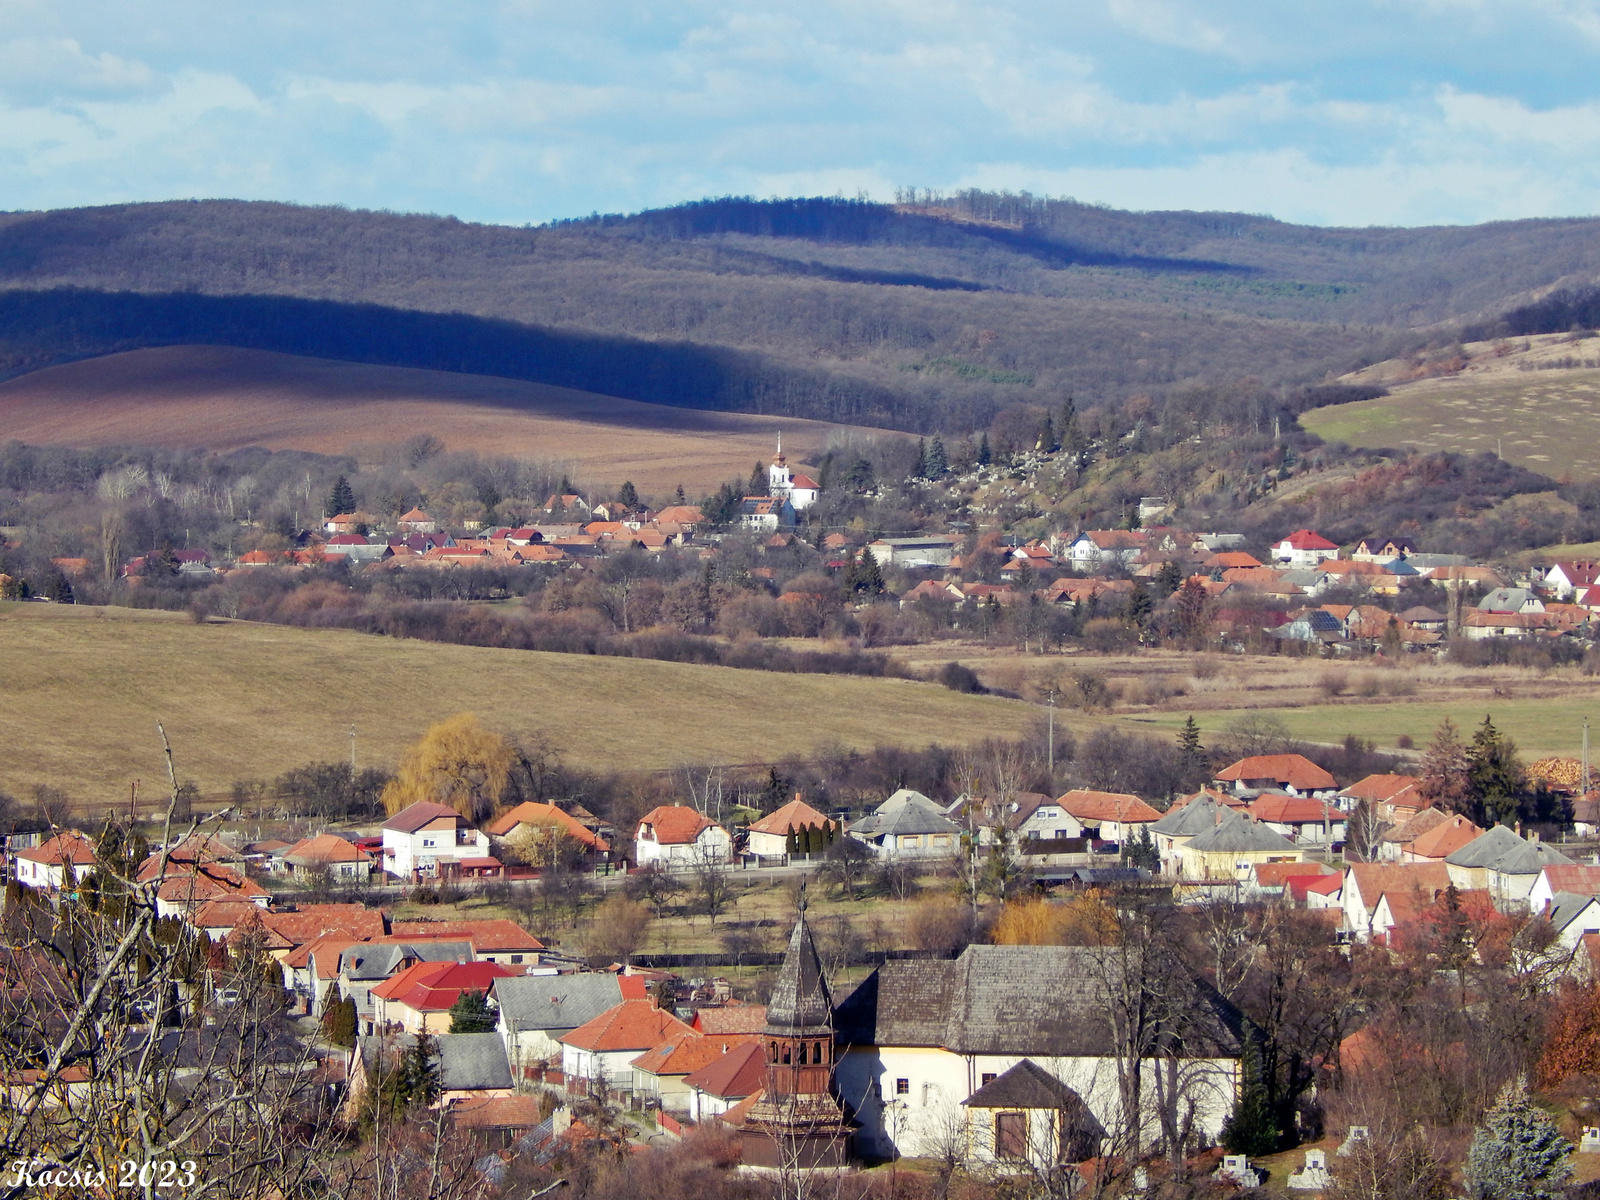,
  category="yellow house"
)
[1173,812,1302,881]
